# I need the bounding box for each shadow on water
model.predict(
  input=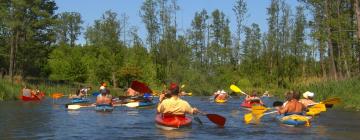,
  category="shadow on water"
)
[0,96,360,139]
